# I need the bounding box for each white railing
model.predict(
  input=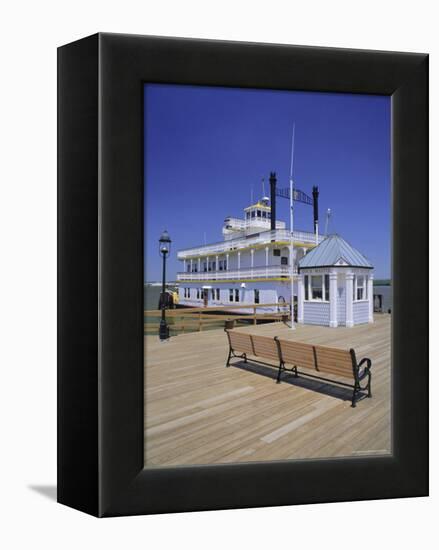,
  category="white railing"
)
[223,217,246,229]
[177,229,324,259]
[177,265,298,281]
